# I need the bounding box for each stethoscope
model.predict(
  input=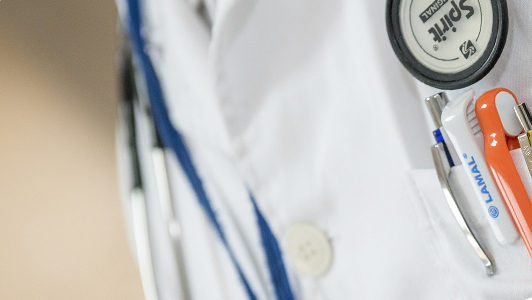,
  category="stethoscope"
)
[120,0,296,299]
[118,37,190,300]
[118,31,295,300]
